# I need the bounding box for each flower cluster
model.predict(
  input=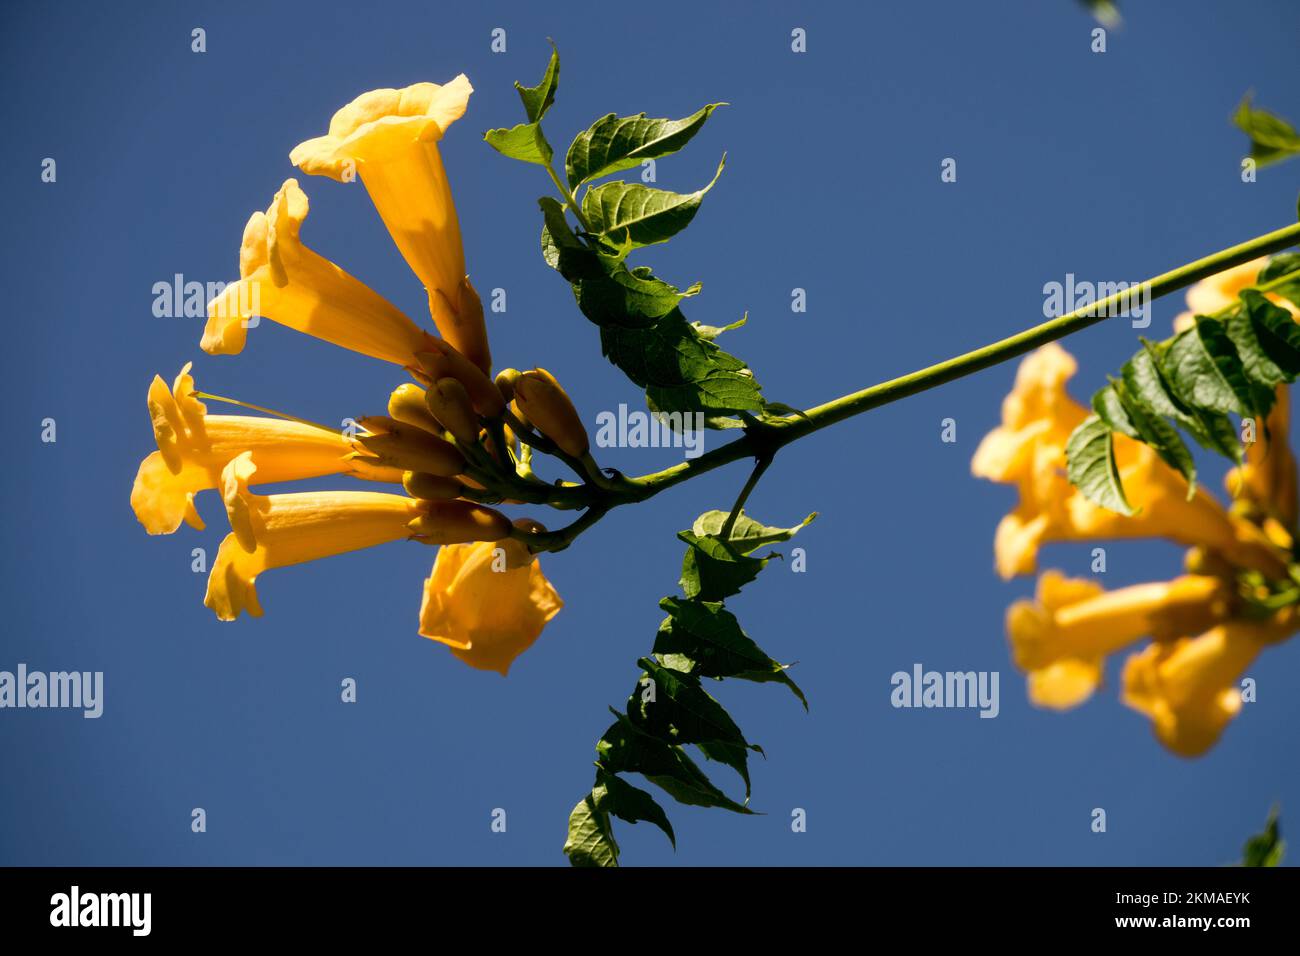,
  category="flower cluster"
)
[131,77,583,676]
[973,260,1300,756]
